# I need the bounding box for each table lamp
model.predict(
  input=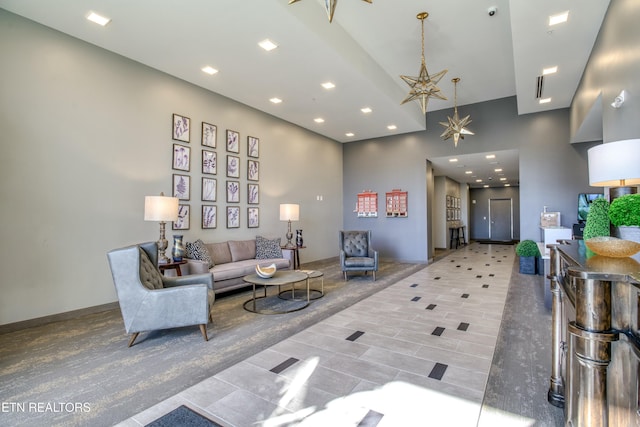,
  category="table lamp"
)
[144,192,179,264]
[588,139,640,200]
[279,204,299,249]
